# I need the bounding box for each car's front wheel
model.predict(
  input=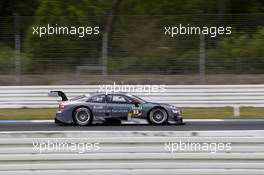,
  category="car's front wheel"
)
[73,107,93,126]
[148,108,168,125]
